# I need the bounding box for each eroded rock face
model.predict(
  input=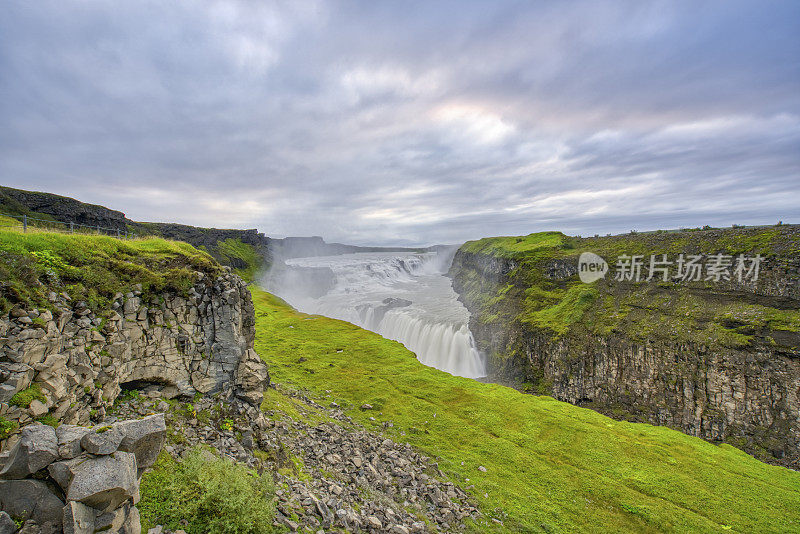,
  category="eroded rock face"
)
[0,268,267,532]
[0,272,269,436]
